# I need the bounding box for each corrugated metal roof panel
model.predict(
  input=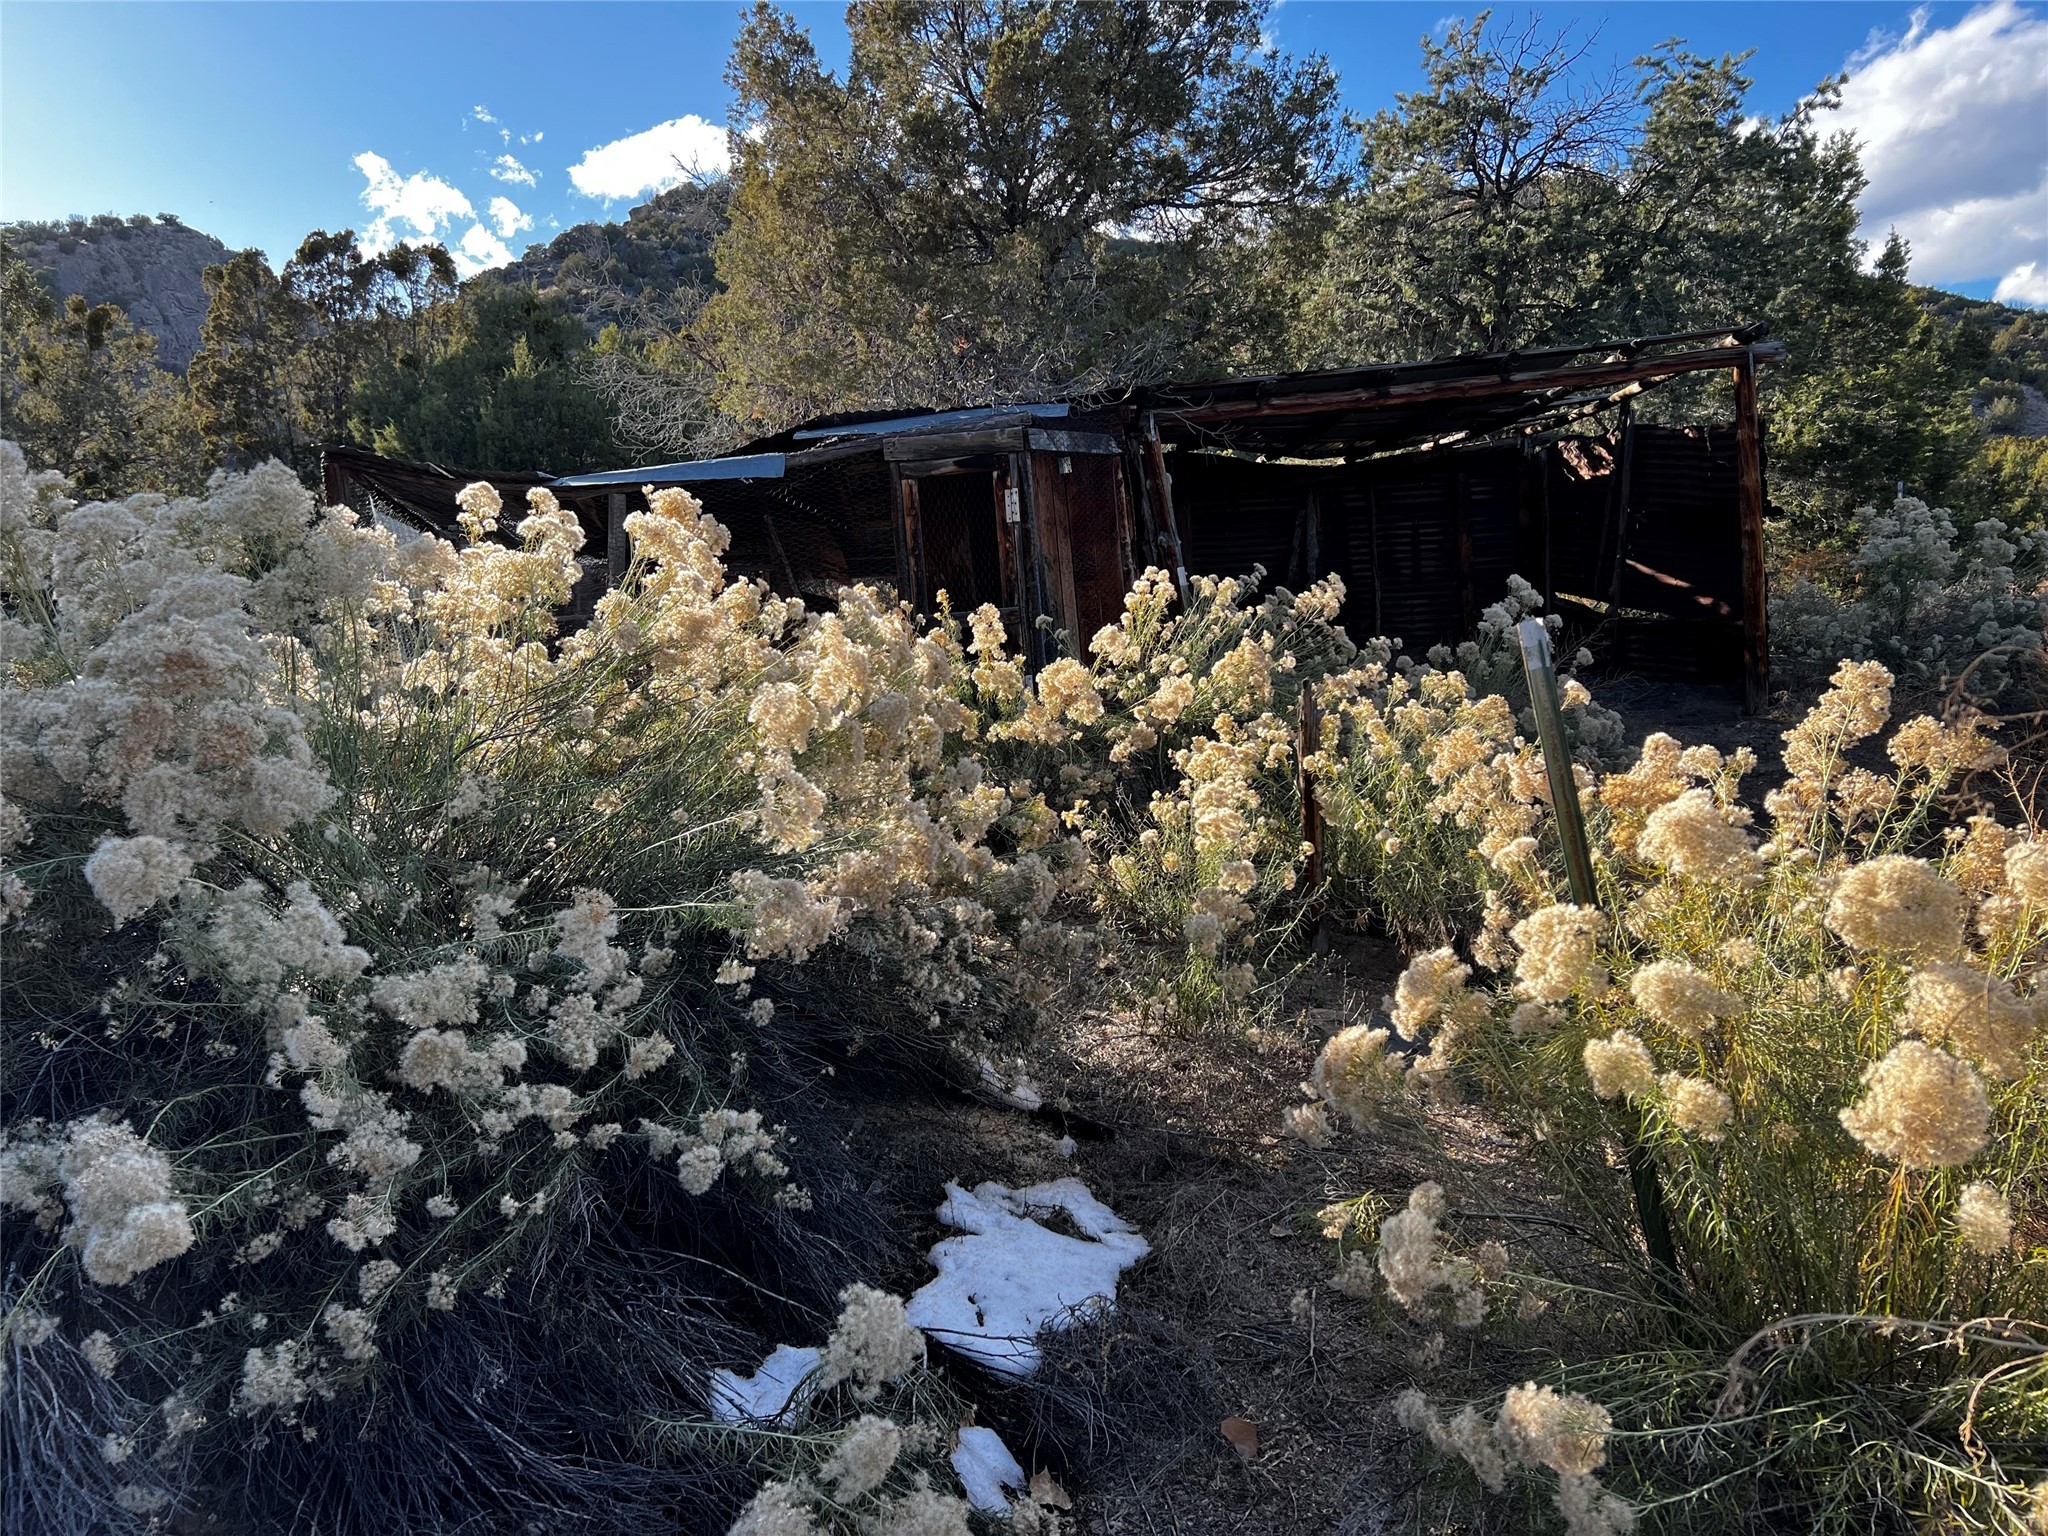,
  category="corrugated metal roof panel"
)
[551,453,787,489]
[790,402,1069,441]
